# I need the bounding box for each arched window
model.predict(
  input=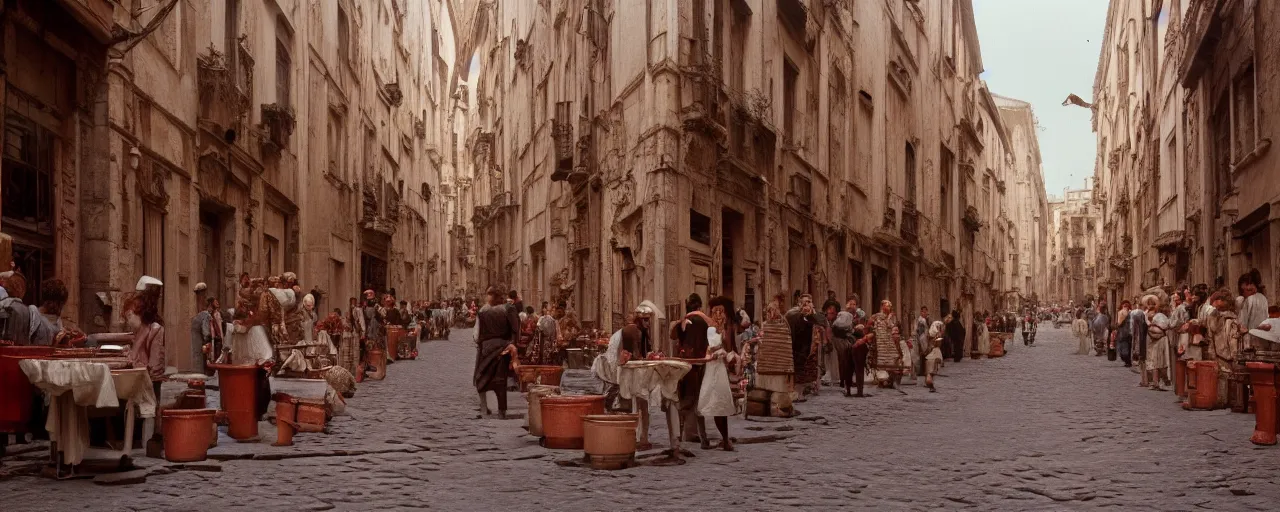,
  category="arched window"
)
[904,142,917,205]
